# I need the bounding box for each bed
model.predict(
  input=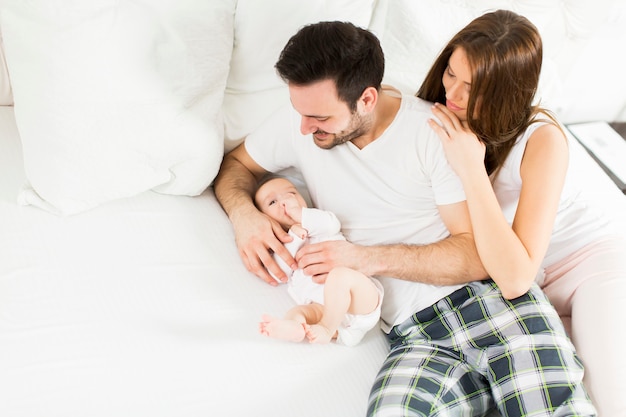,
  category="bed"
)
[1,1,625,416]
[0,104,390,416]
